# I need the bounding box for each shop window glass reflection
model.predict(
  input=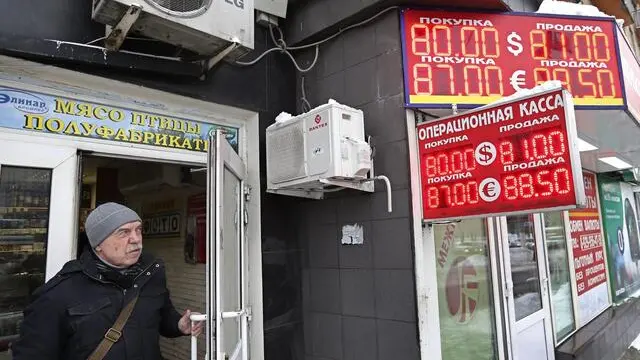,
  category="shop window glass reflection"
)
[506,214,543,320]
[0,166,51,358]
[434,219,498,360]
[543,211,575,340]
